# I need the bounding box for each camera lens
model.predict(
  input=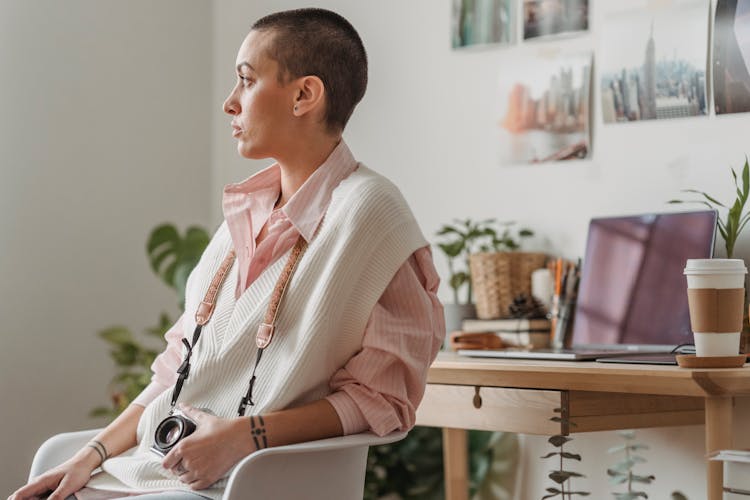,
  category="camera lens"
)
[155,417,184,448]
[165,425,182,445]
